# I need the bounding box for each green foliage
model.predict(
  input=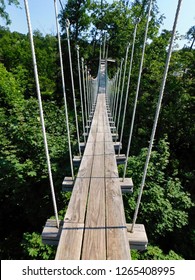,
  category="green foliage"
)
[0,0,194,261]
[131,245,183,260]
[186,25,195,50]
[60,0,91,41]
[22,232,56,260]
[120,137,193,244]
[0,28,58,97]
[0,0,19,25]
[0,32,75,259]
[0,62,24,108]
